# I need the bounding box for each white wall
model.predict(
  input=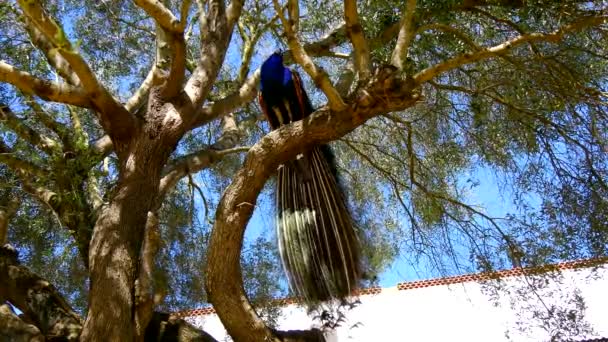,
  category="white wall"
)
[184,265,608,341]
